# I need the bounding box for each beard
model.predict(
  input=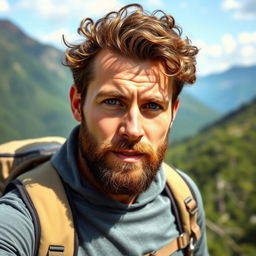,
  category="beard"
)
[78,118,168,196]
